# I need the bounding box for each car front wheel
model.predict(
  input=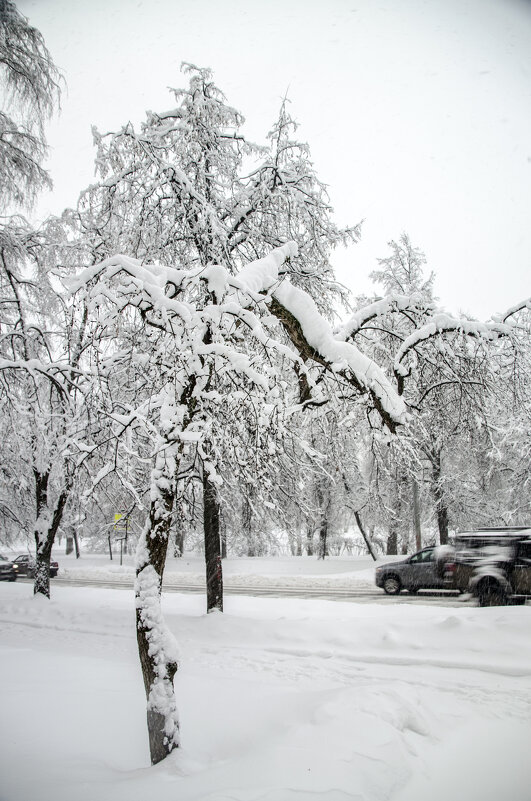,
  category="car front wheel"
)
[383,576,402,595]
